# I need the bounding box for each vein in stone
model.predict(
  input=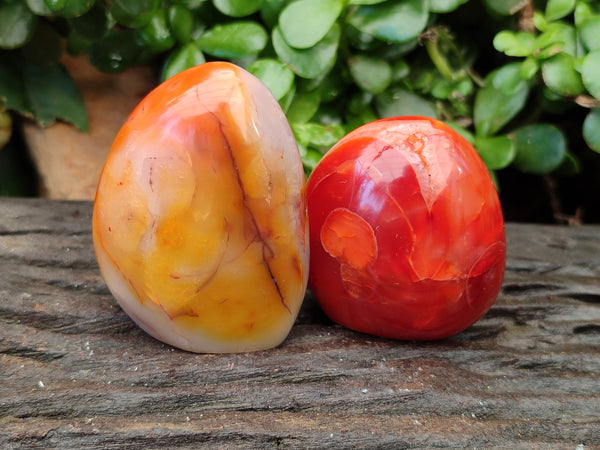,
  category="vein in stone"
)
[215,113,290,315]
